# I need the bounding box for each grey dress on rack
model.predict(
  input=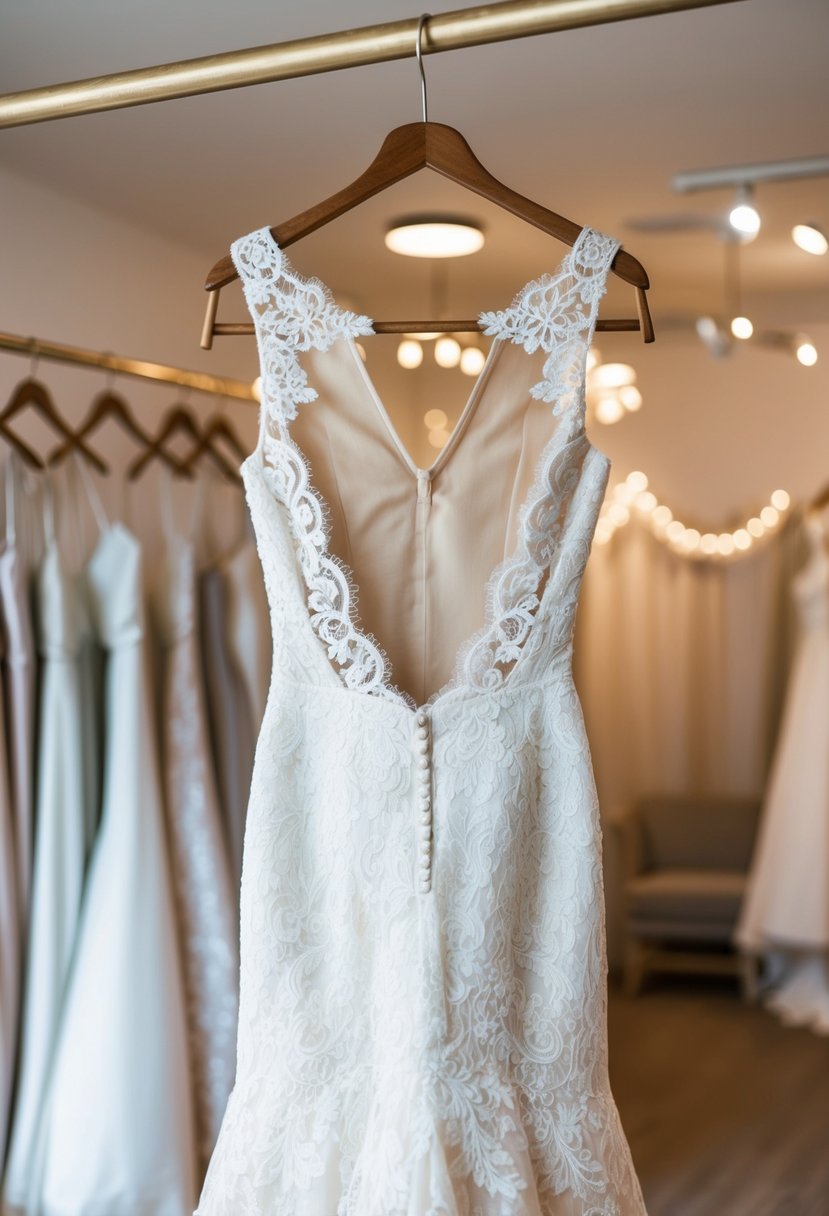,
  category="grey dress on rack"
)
[199,565,255,889]
[153,482,239,1175]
